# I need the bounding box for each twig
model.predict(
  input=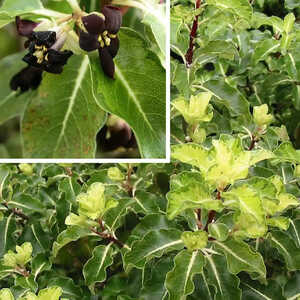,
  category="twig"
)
[204,189,221,231]
[65,167,73,177]
[248,134,257,151]
[15,266,30,277]
[123,164,133,196]
[204,210,215,231]
[91,228,124,248]
[98,219,106,232]
[1,203,29,221]
[195,209,202,229]
[185,0,201,67]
